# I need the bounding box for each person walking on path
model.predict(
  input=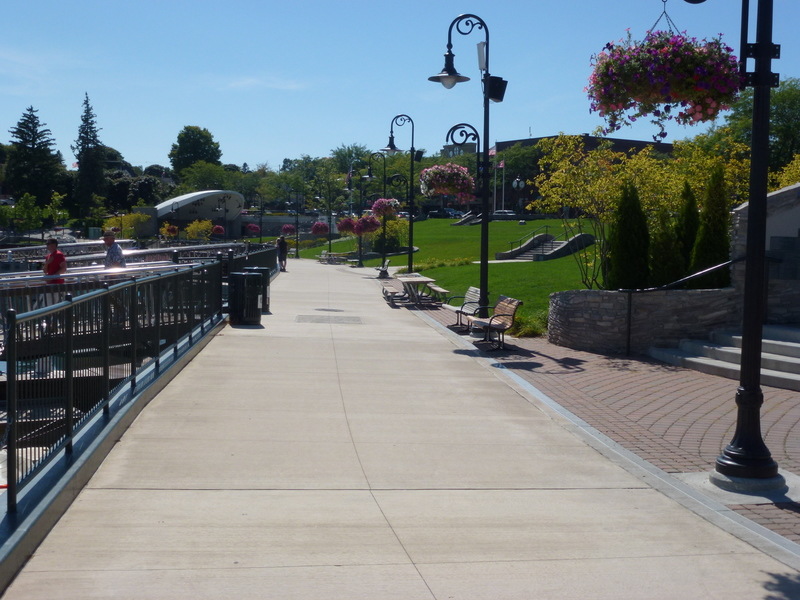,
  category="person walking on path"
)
[42,238,67,284]
[103,230,126,268]
[277,235,288,272]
